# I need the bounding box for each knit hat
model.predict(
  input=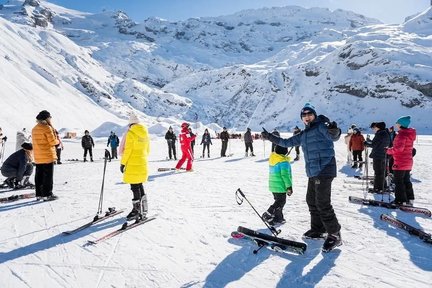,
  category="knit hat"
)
[374,122,386,130]
[21,142,33,150]
[36,110,51,121]
[396,116,411,128]
[300,103,317,119]
[128,113,140,125]
[274,145,288,155]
